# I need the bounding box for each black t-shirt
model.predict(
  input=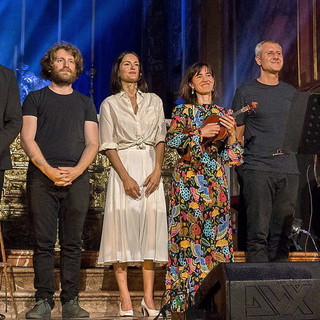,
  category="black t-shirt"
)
[22,86,97,172]
[232,80,298,174]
